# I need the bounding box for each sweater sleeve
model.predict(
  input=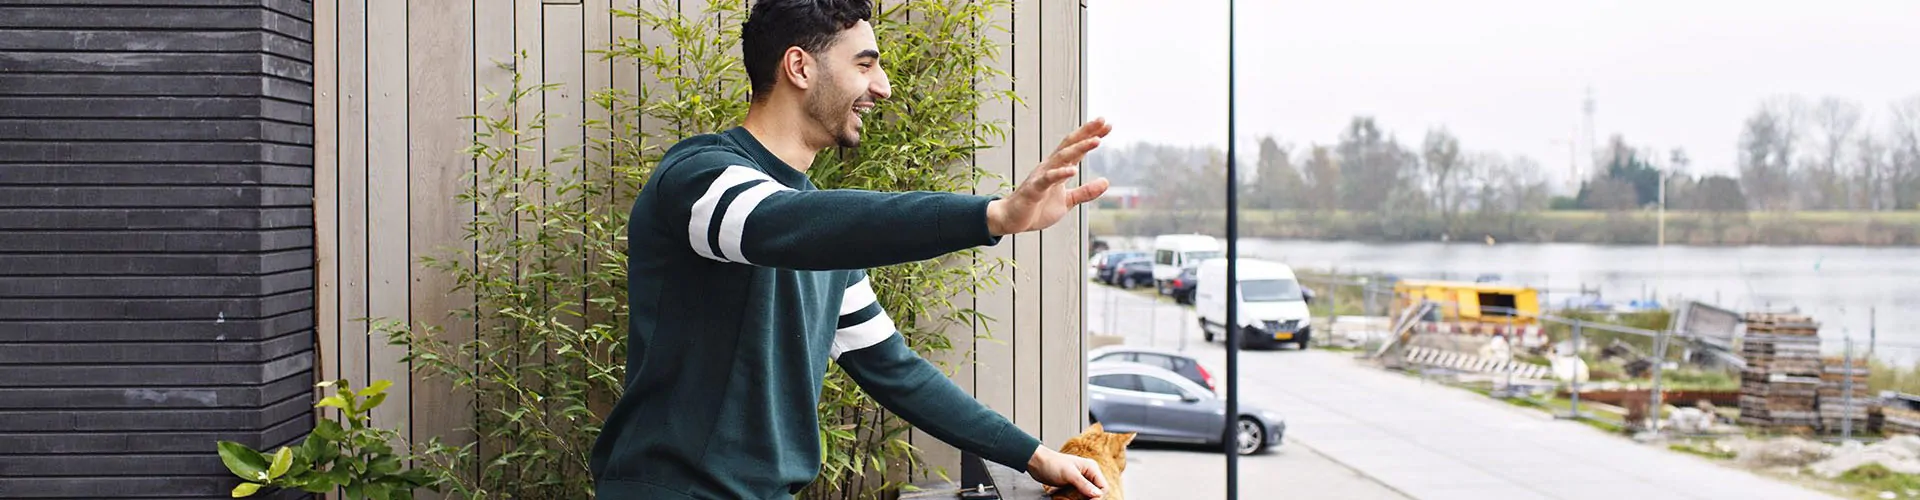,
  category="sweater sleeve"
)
[657,150,1001,270]
[830,272,1041,472]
